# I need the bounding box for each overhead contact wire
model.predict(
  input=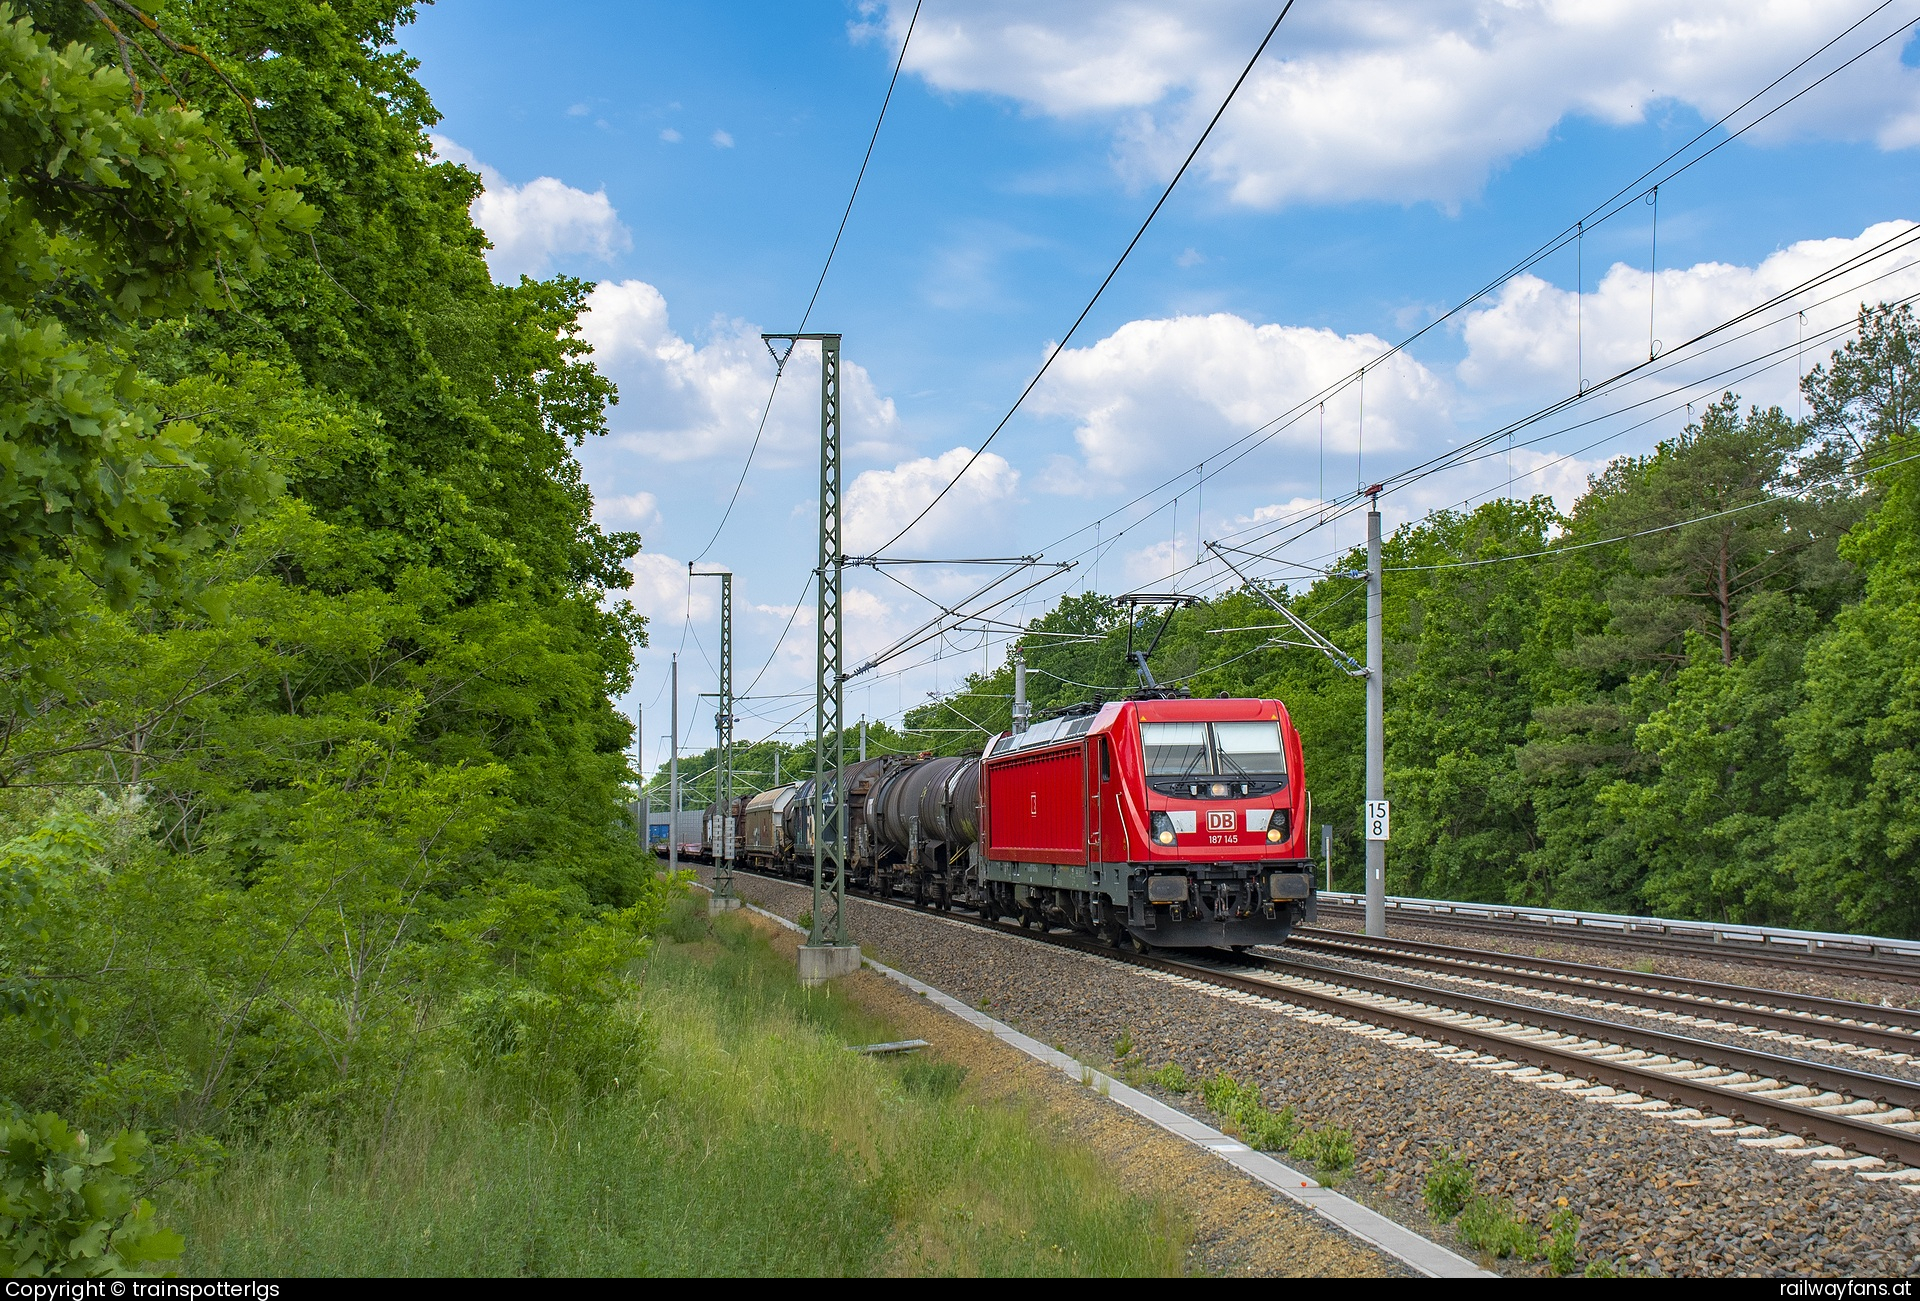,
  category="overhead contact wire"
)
[1007,2,1915,584]
[873,0,1301,555]
[689,1,923,564]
